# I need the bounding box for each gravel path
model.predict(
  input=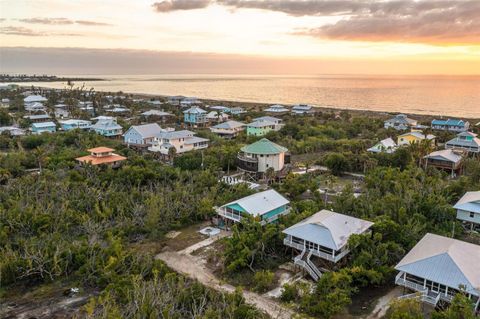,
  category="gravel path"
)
[156,243,296,319]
